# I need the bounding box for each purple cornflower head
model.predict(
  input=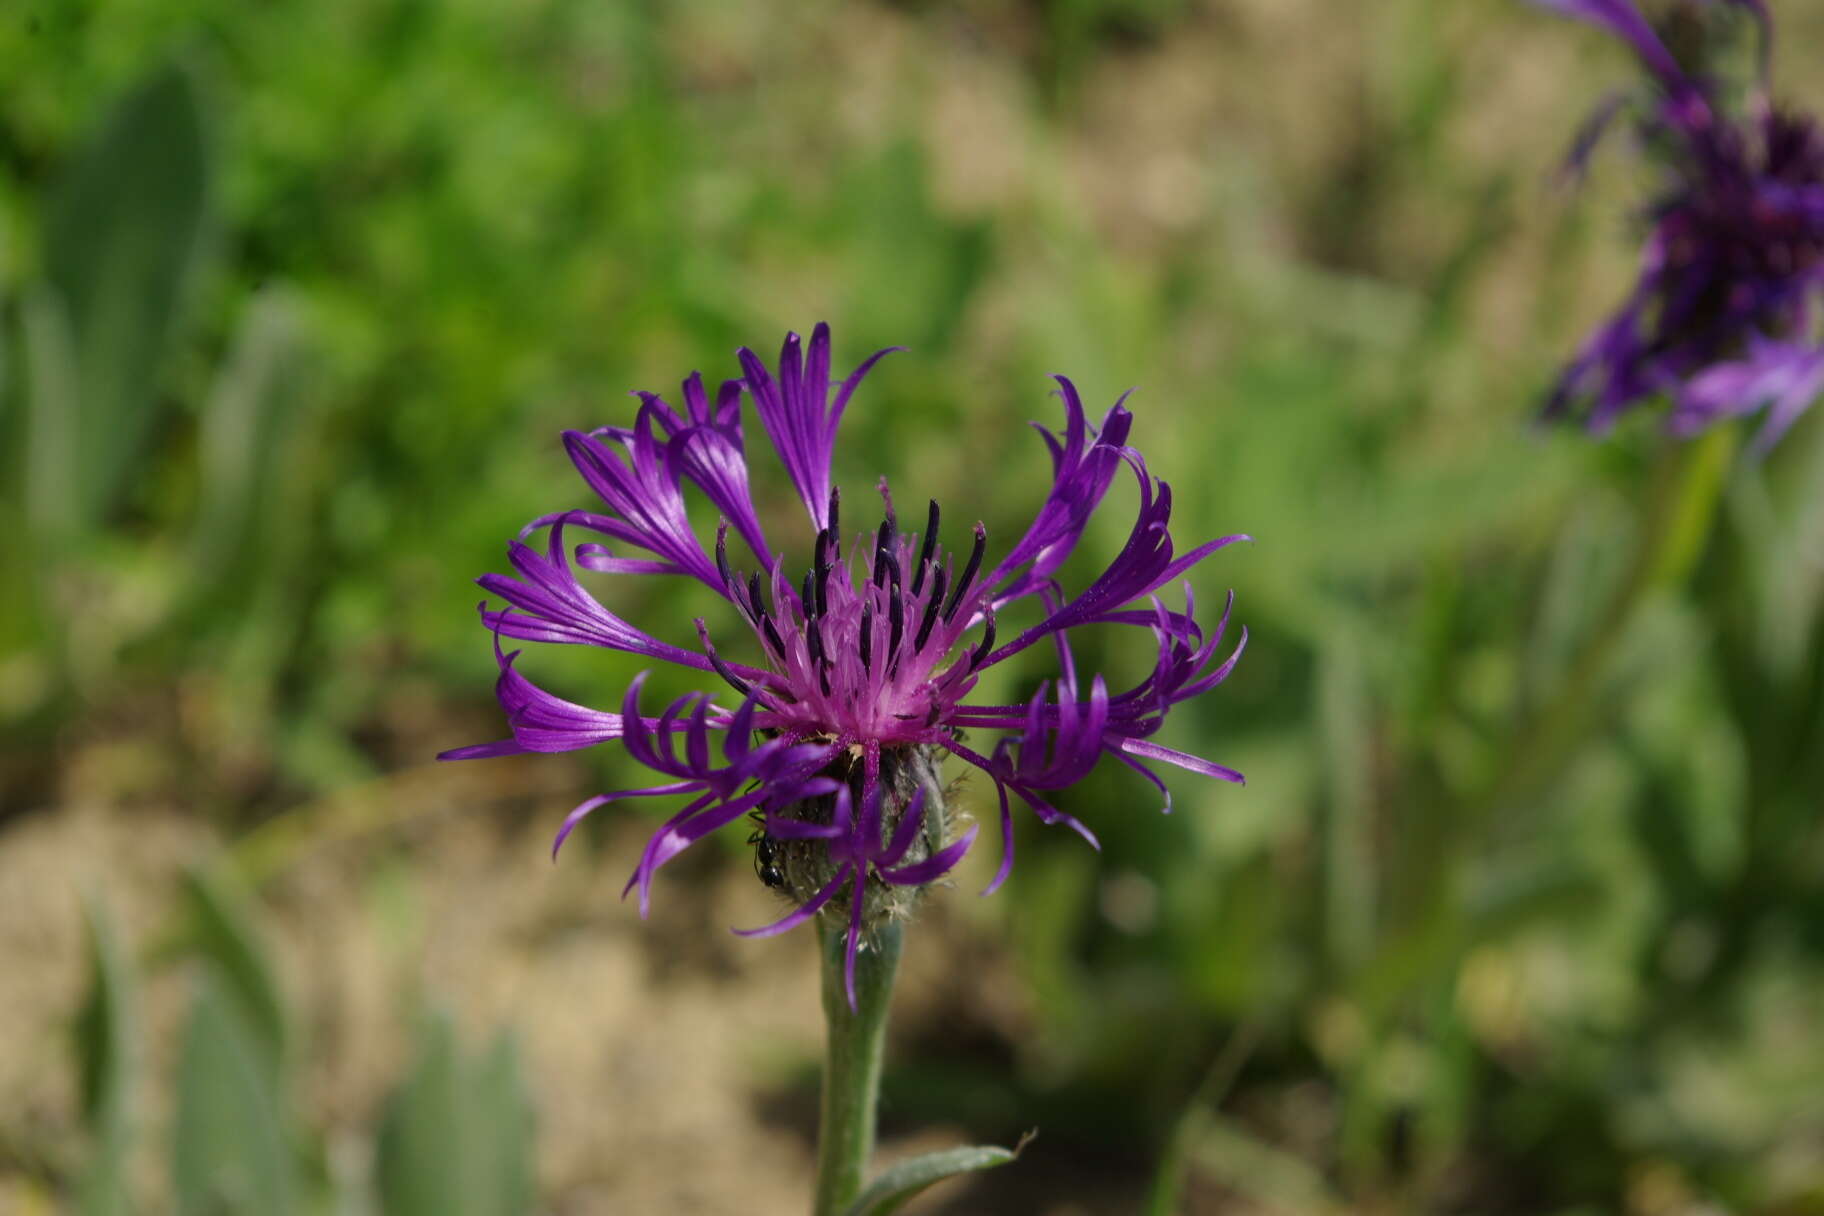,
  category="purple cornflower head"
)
[441,326,1248,1005]
[1537,0,1824,450]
